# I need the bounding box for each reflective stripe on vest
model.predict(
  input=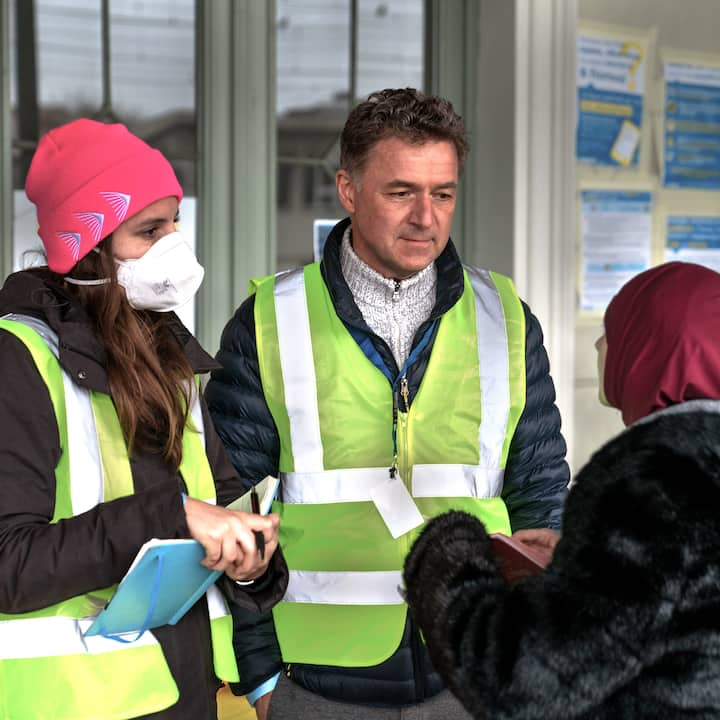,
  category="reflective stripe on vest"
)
[281,464,504,504]
[253,263,526,667]
[0,315,238,720]
[285,570,404,604]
